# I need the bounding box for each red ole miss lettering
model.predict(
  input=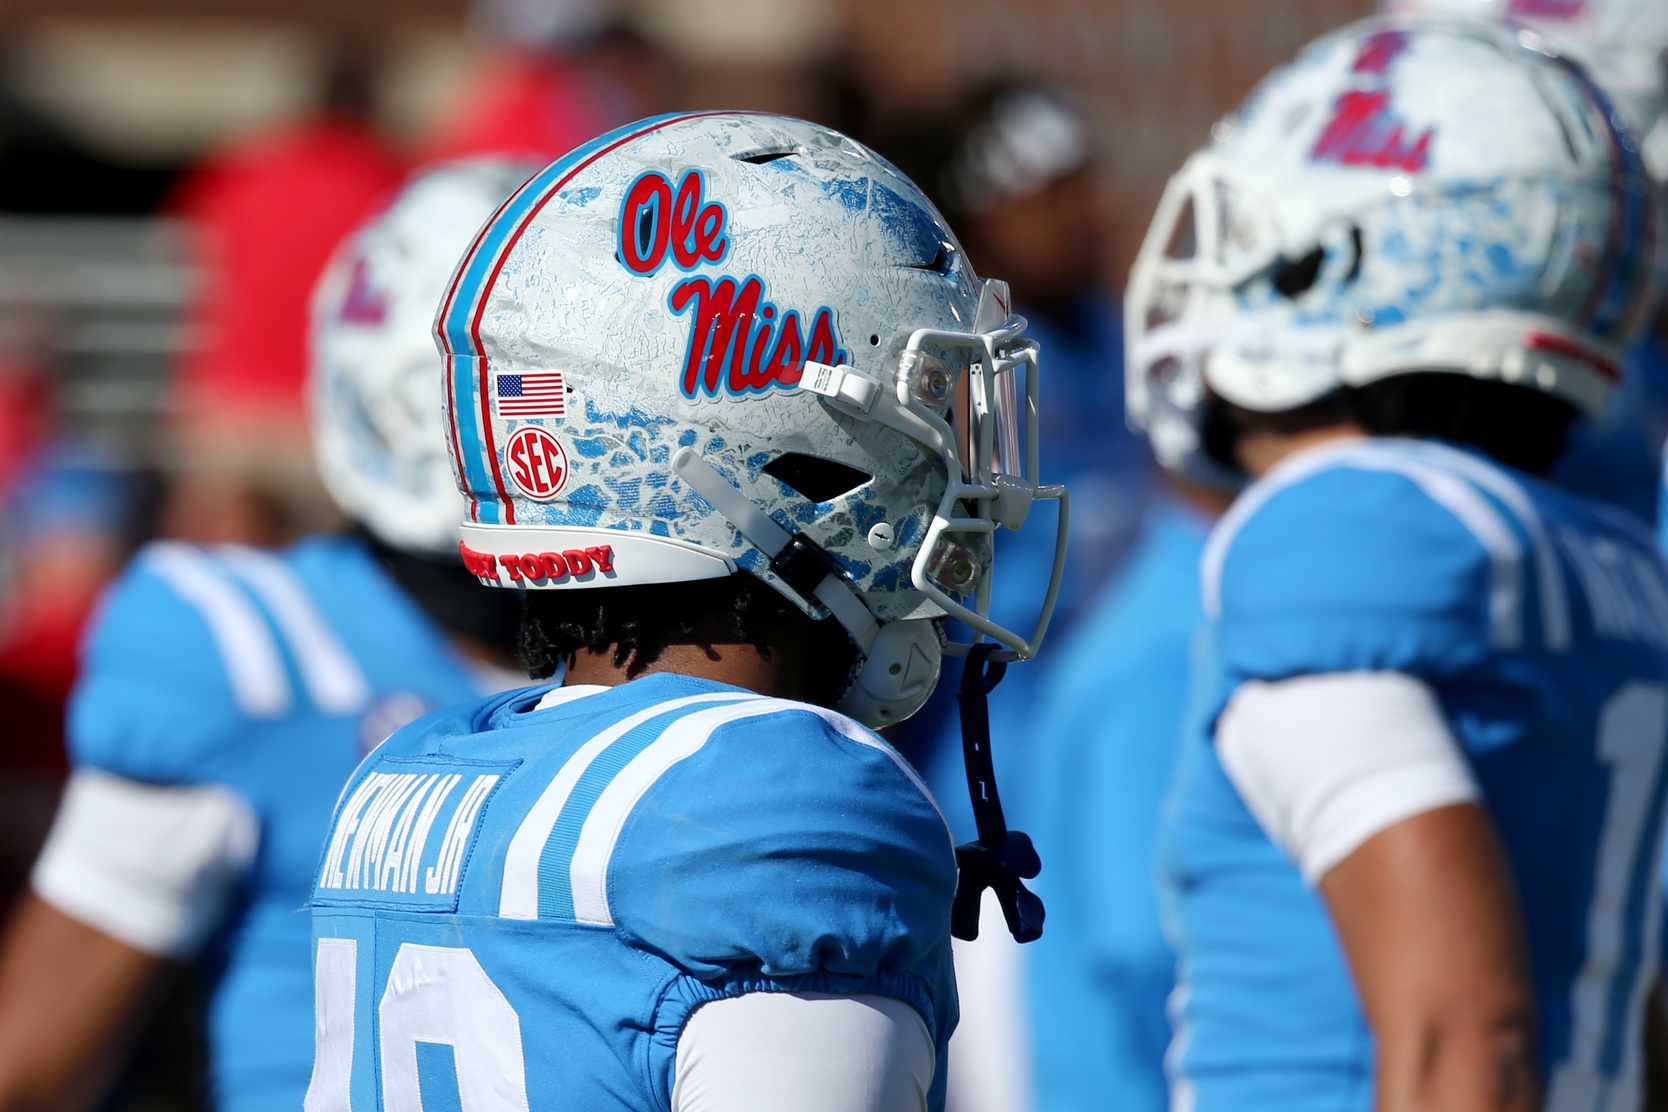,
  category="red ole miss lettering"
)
[1310,31,1434,174]
[616,168,846,400]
